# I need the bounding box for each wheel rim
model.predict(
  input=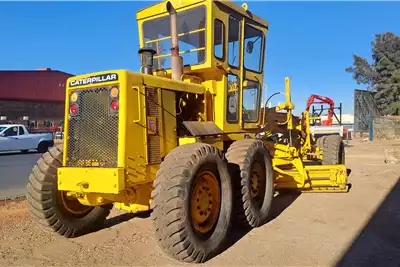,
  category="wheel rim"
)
[59,191,93,217]
[250,162,262,198]
[190,171,221,234]
[250,160,266,207]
